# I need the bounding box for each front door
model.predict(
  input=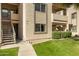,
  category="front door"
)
[13,24,18,39]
